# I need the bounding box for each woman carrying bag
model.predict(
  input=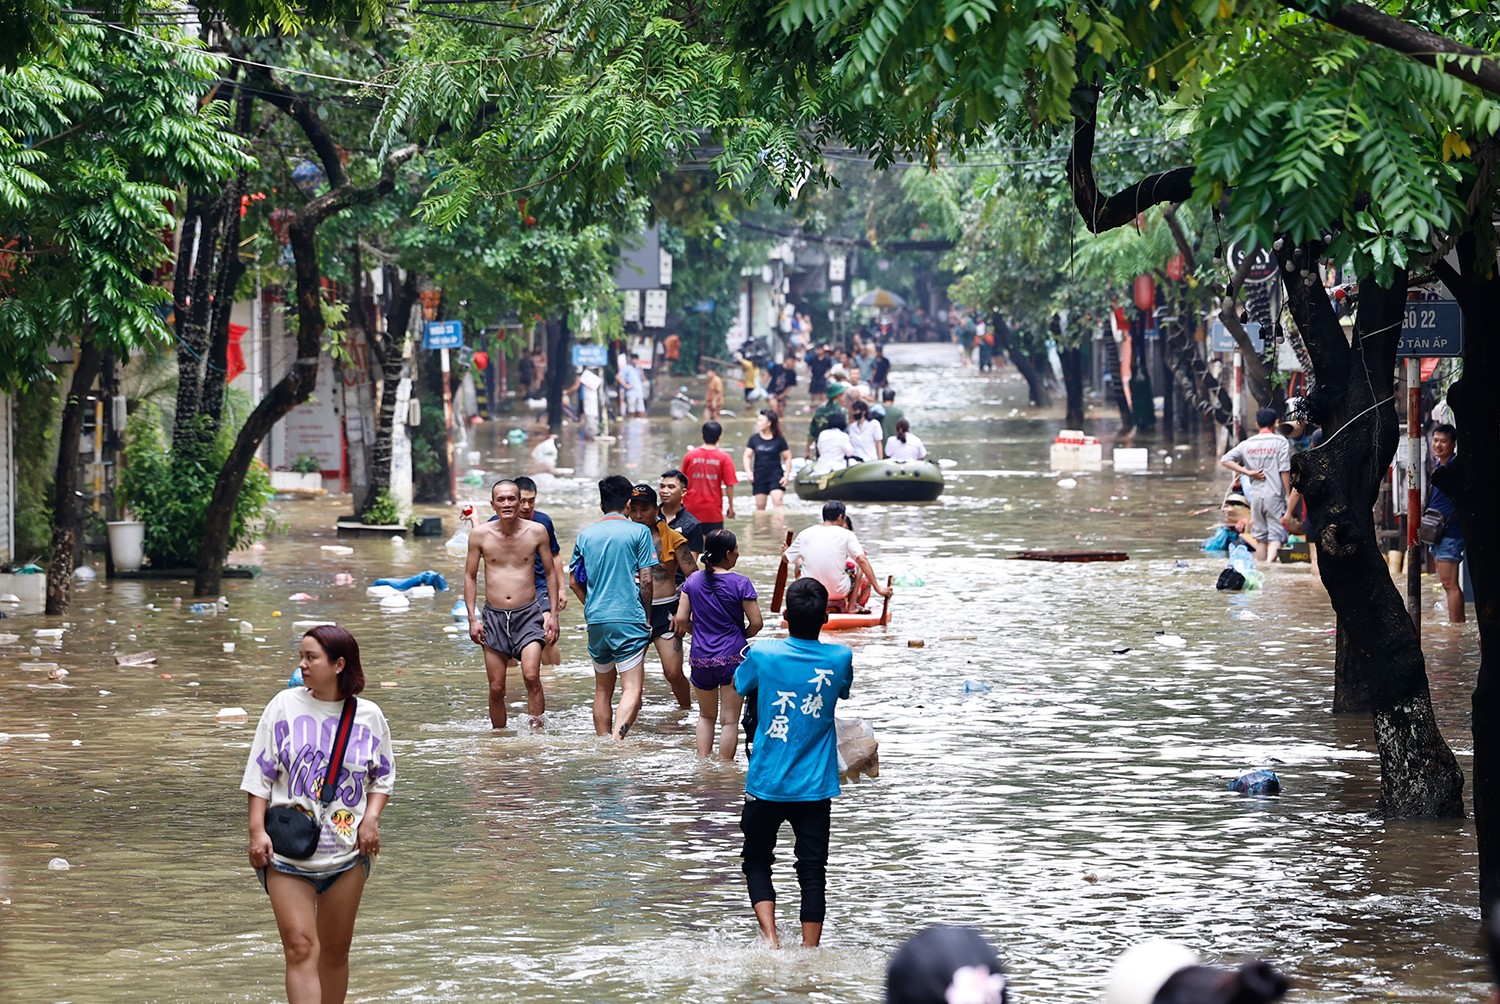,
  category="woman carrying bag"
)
[242,625,395,1004]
